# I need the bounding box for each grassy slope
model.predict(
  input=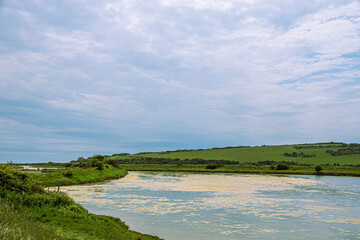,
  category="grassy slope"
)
[0,165,161,240]
[113,143,360,165]
[0,200,59,240]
